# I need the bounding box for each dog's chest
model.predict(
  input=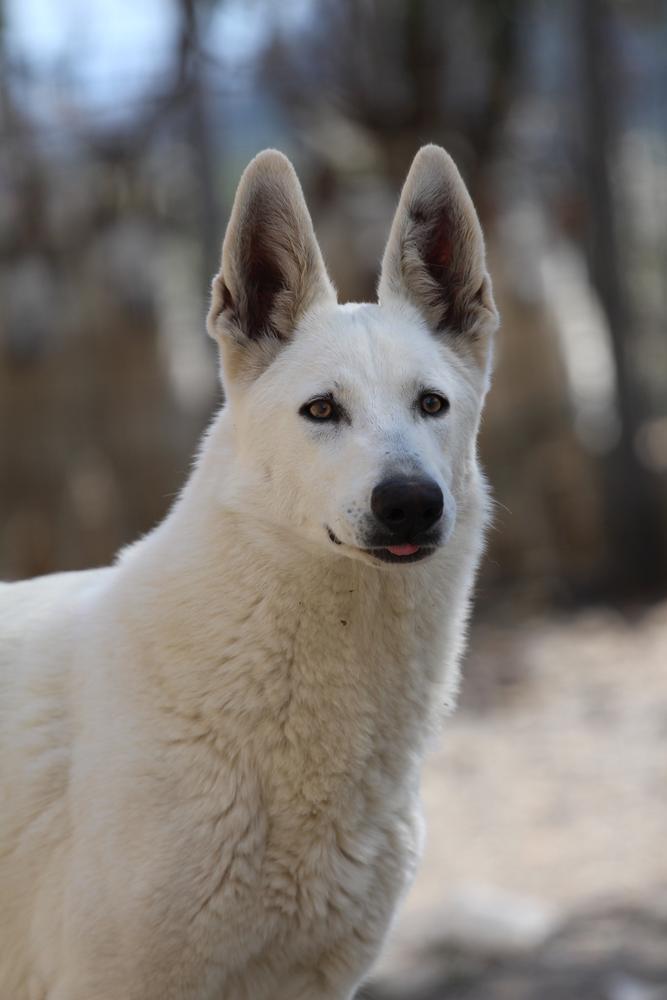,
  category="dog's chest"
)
[127,566,446,988]
[175,743,421,982]
[155,607,432,978]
